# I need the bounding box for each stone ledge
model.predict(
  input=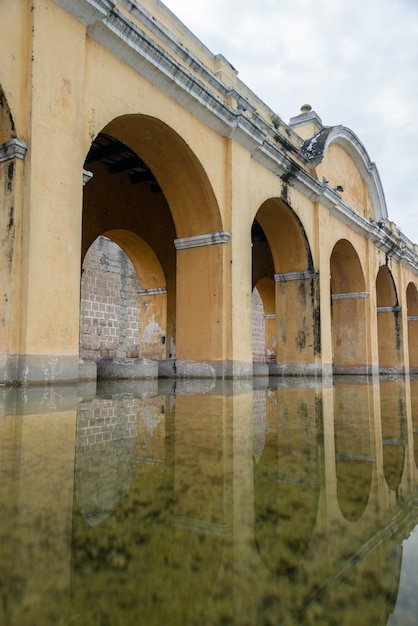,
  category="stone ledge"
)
[97,357,158,380]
